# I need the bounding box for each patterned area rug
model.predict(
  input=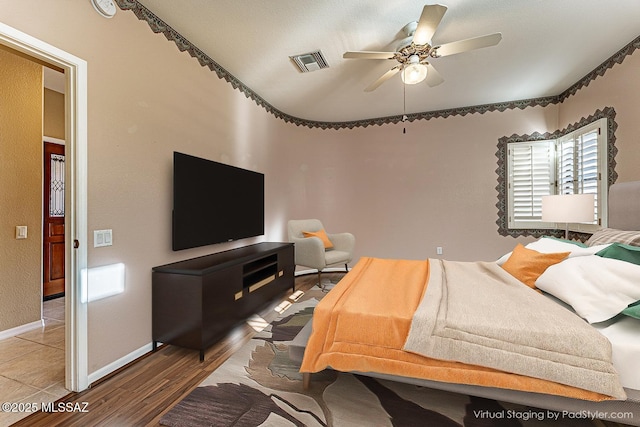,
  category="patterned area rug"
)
[160,286,608,427]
